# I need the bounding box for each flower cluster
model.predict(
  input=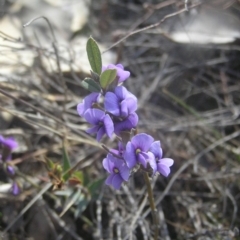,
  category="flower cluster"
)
[77,63,174,189]
[0,135,20,195]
